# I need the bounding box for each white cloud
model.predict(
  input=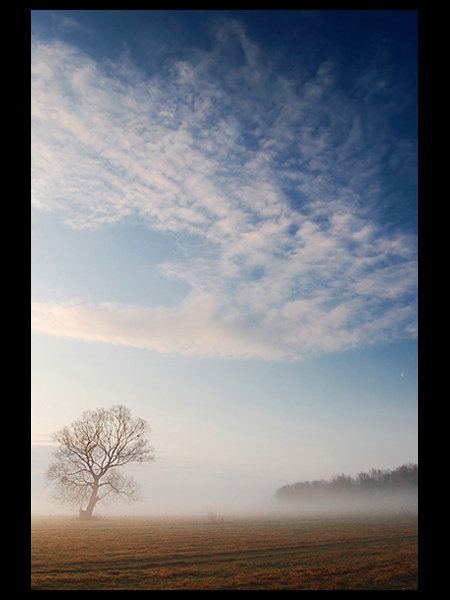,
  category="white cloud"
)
[51,13,85,31]
[31,23,418,361]
[31,296,284,360]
